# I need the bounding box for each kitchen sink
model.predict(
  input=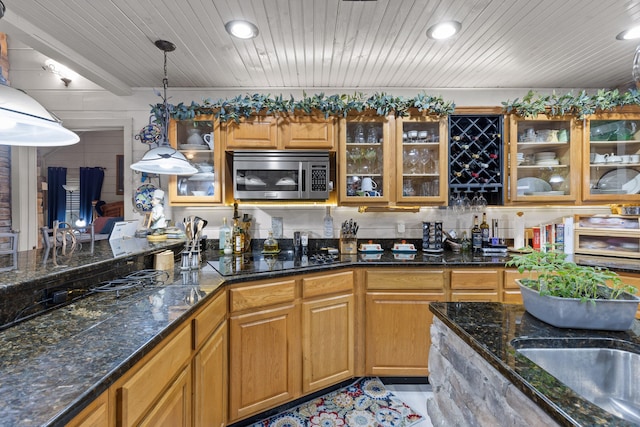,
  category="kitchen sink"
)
[512,339,640,424]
